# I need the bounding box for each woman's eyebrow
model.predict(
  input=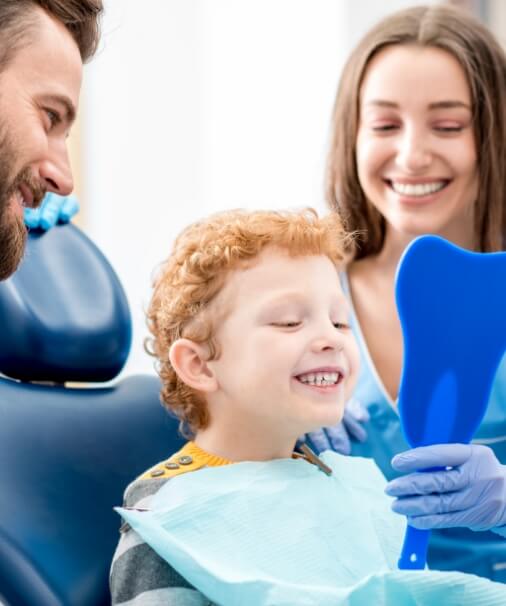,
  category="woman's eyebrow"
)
[364,99,398,108]
[428,100,471,110]
[364,99,471,111]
